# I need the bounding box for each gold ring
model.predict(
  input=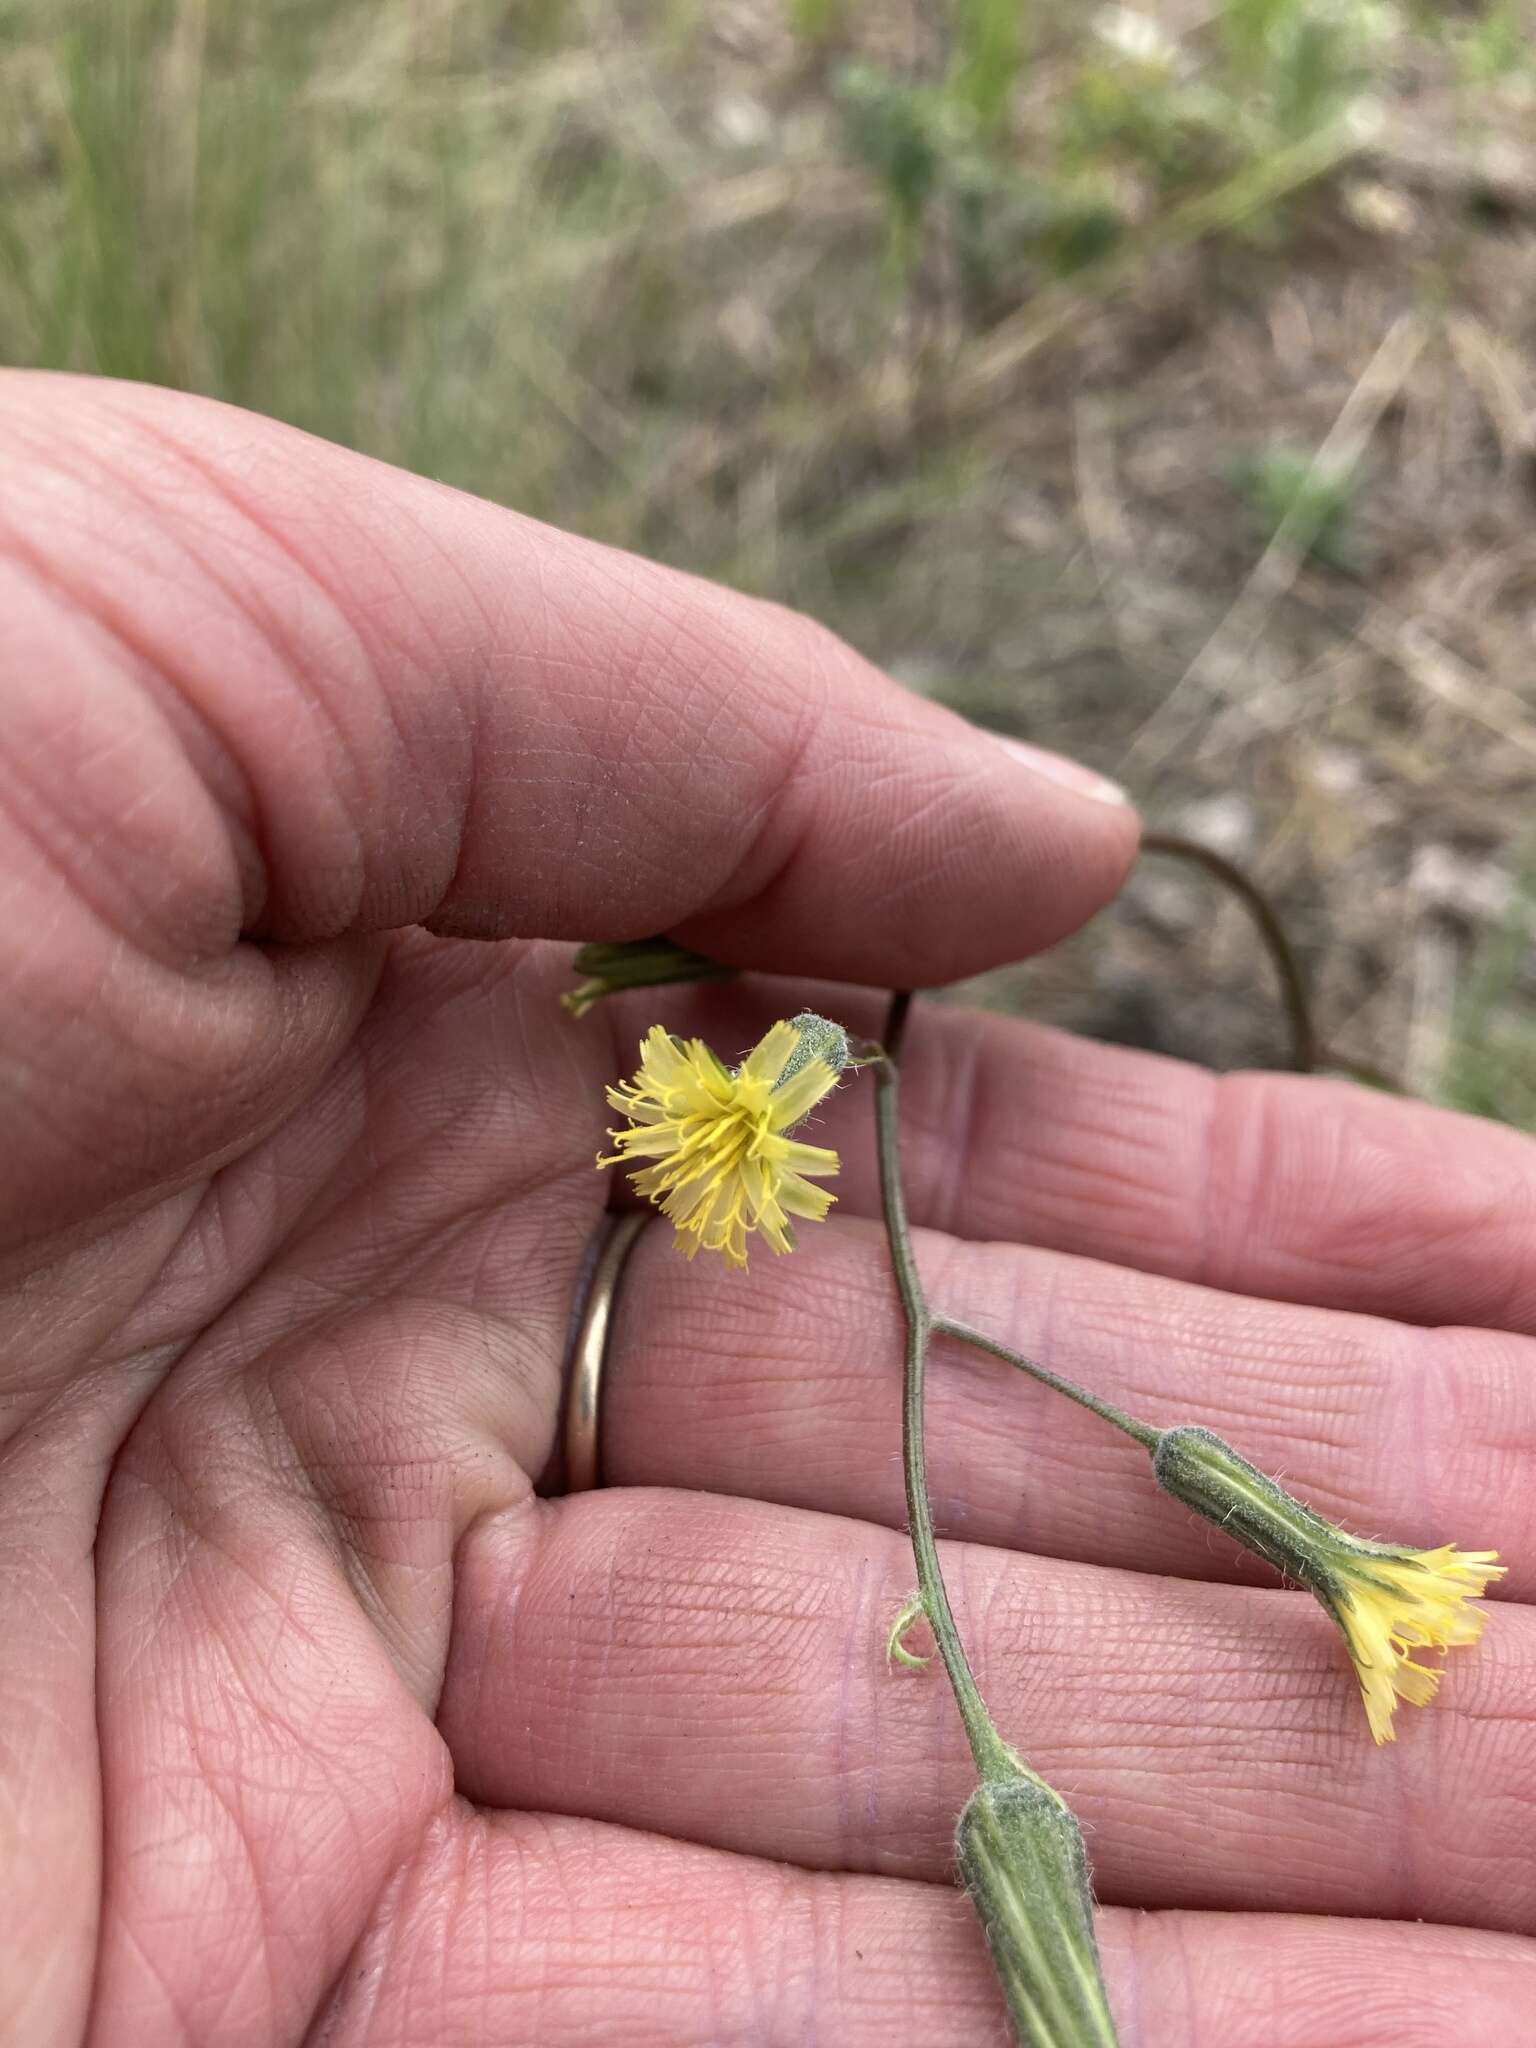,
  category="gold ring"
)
[563,1210,650,1492]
